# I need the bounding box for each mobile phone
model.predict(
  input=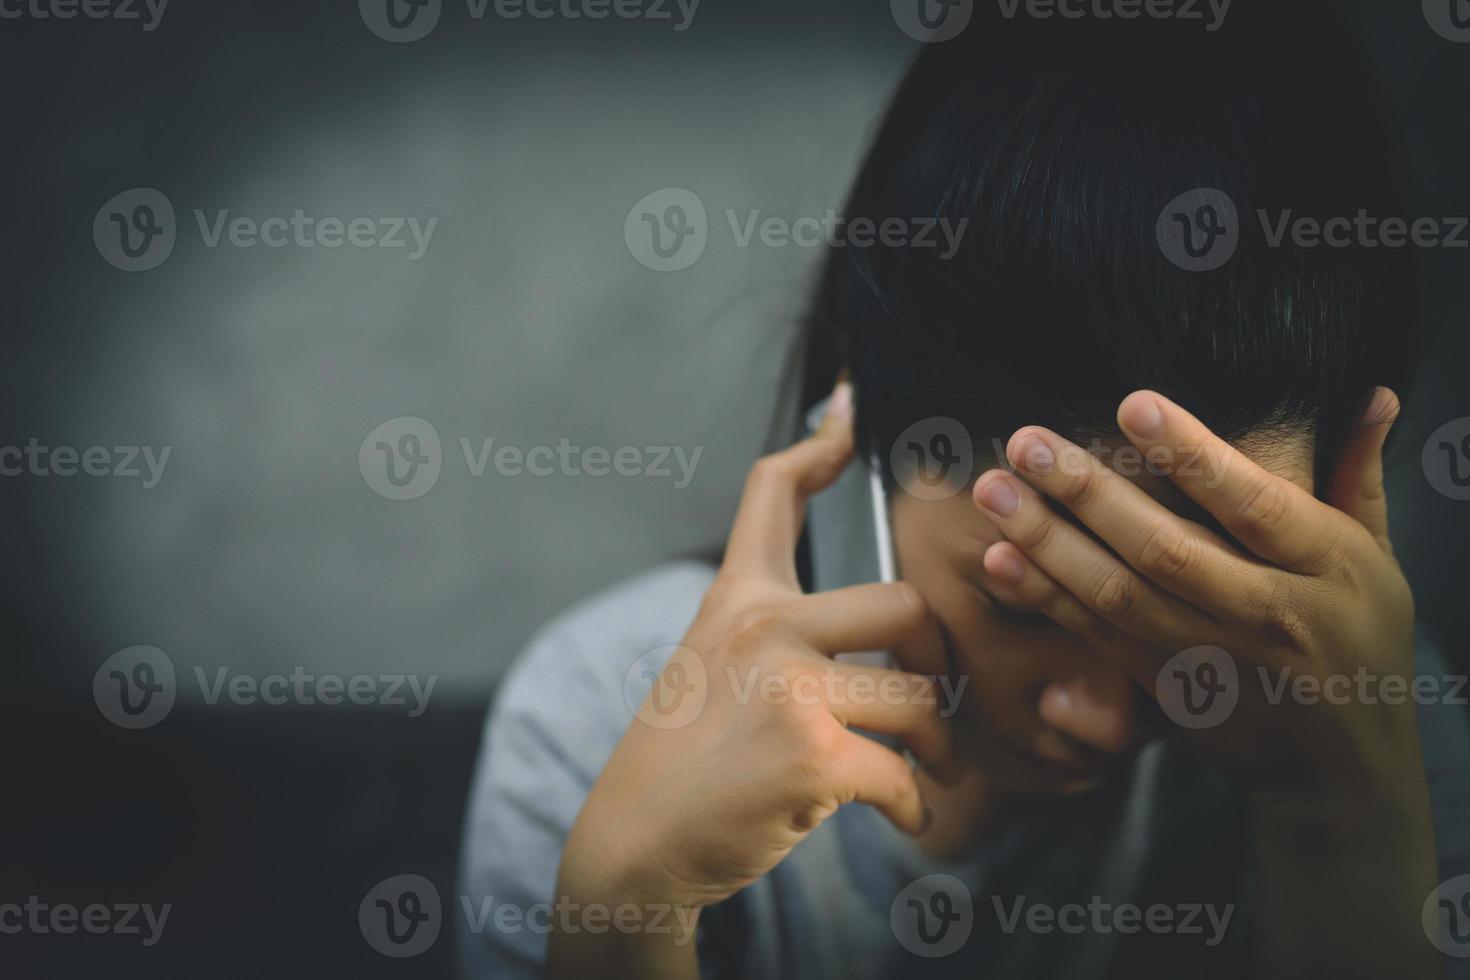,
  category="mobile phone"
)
[804,400,918,765]
[804,397,896,669]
